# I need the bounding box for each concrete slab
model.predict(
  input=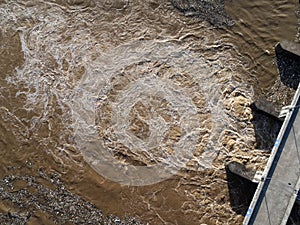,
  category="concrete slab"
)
[254,98,282,119]
[243,85,300,225]
[280,40,300,57]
